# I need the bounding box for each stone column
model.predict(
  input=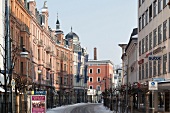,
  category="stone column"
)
[145,92,149,113]
[154,92,158,112]
[130,96,133,113]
